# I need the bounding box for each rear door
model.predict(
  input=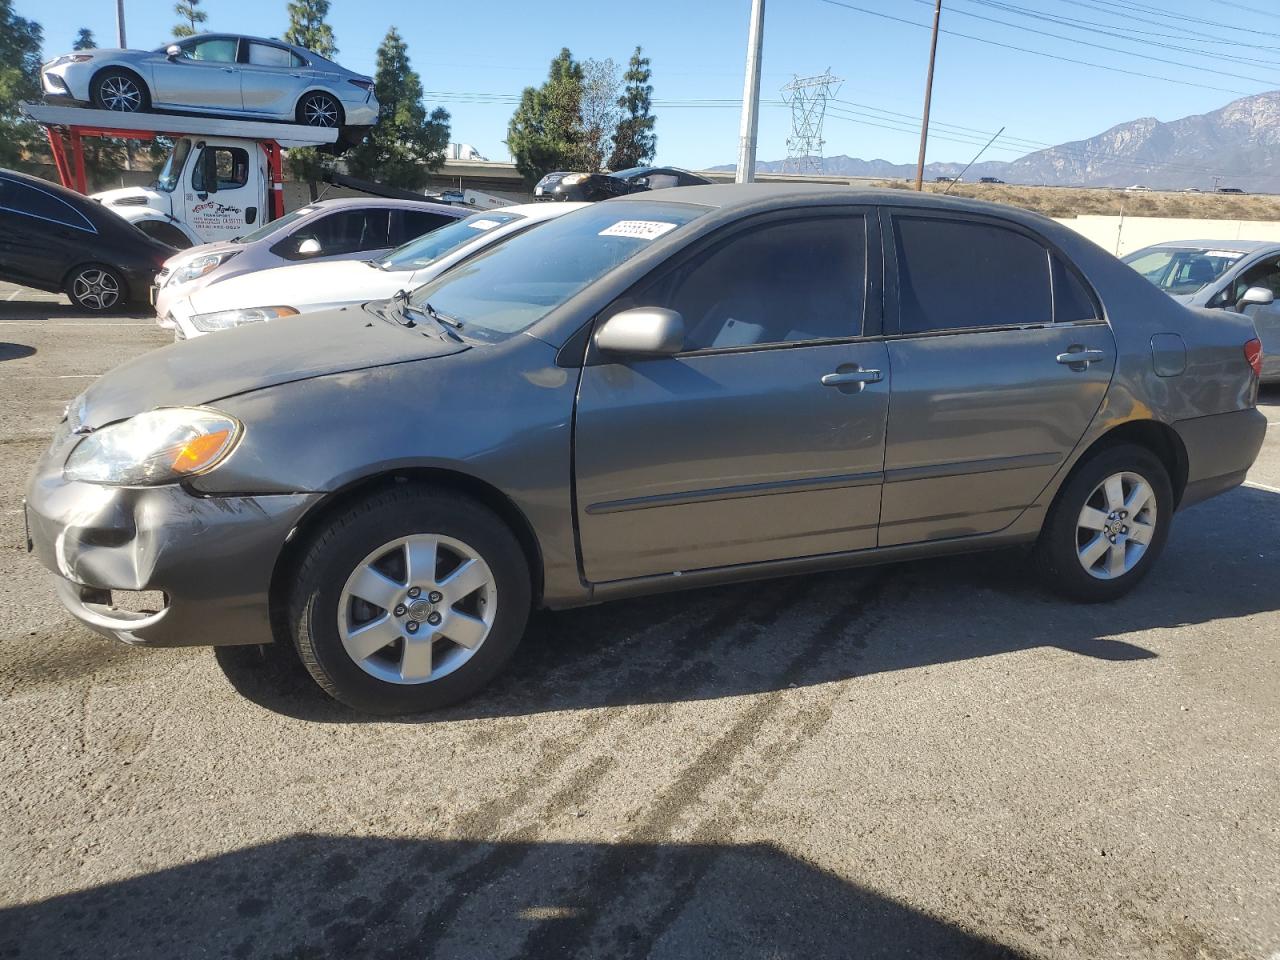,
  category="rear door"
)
[238,40,307,117]
[574,209,891,583]
[0,177,92,289]
[150,36,243,111]
[878,210,1115,546]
